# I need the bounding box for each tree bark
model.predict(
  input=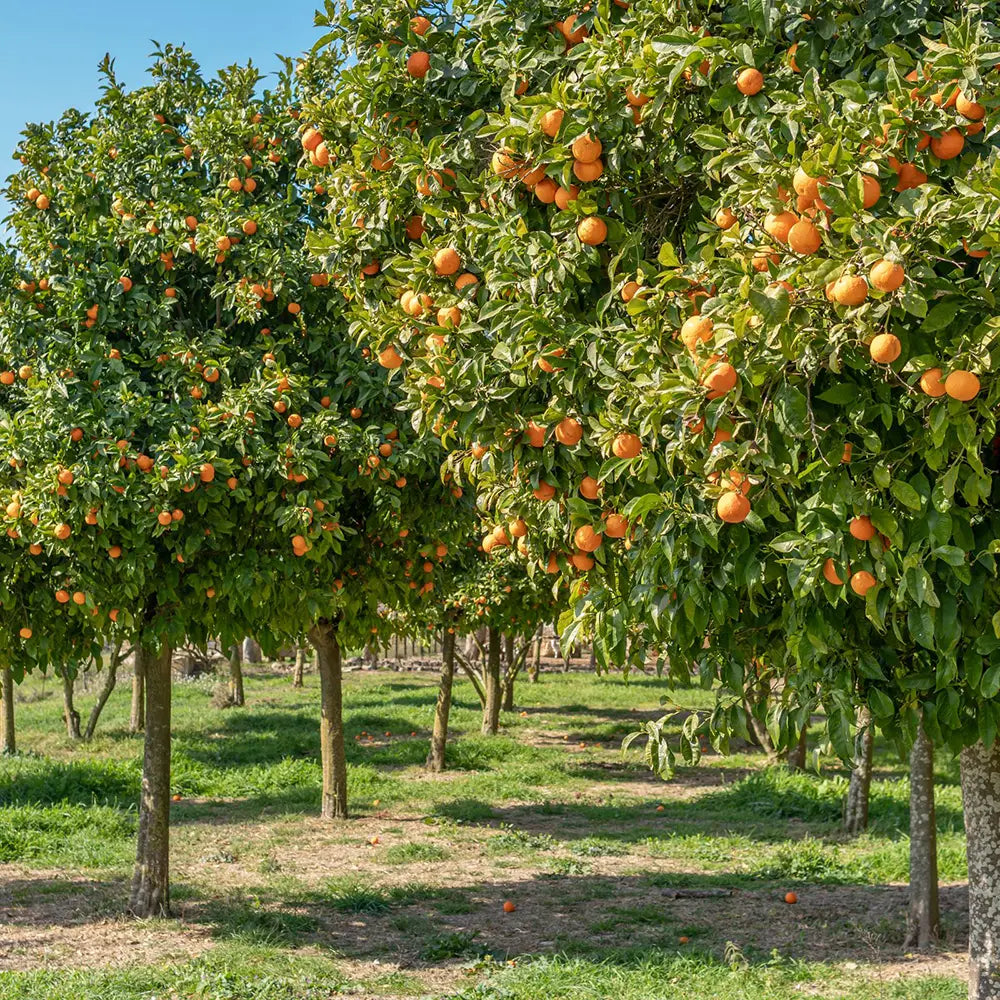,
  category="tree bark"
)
[529,630,542,683]
[128,641,173,918]
[844,706,874,835]
[60,665,82,740]
[228,643,245,707]
[962,740,1000,998]
[85,646,122,741]
[786,726,807,770]
[906,720,940,950]
[482,627,501,735]
[293,645,305,687]
[1,666,14,755]
[129,651,145,734]
[308,621,348,820]
[242,637,262,664]
[428,630,455,772]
